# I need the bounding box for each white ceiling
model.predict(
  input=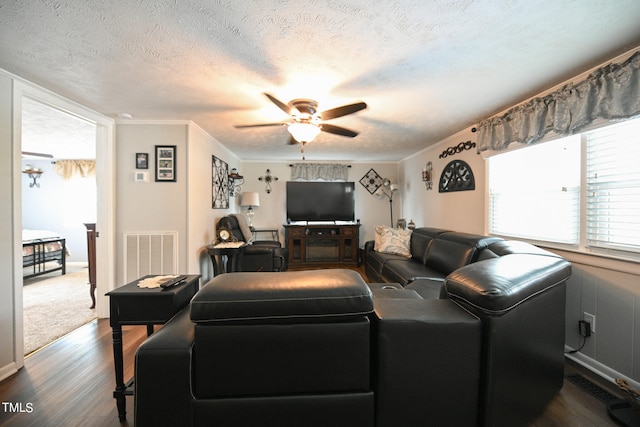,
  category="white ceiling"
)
[21,97,96,160]
[3,0,640,162]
